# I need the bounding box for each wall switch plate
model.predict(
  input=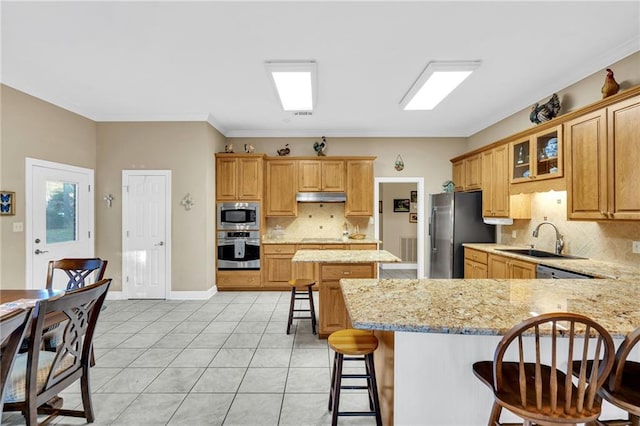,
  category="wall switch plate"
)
[633,241,640,254]
[511,230,517,238]
[13,222,24,232]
